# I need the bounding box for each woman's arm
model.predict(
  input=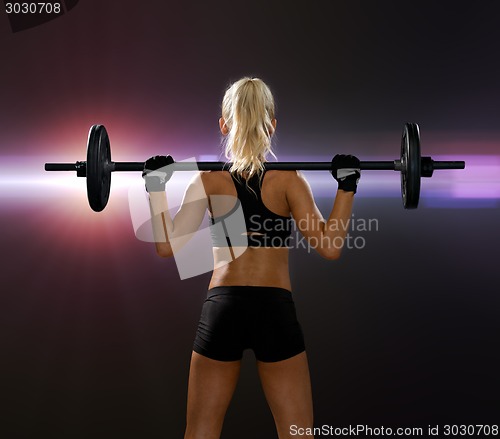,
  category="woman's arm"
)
[148,172,208,258]
[286,171,355,260]
[148,191,173,257]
